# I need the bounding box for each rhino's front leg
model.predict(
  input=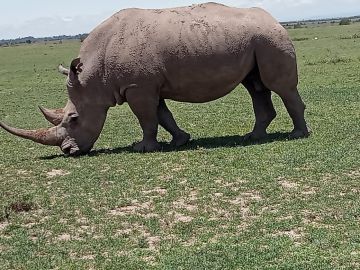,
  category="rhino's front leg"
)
[126,88,161,152]
[158,99,190,147]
